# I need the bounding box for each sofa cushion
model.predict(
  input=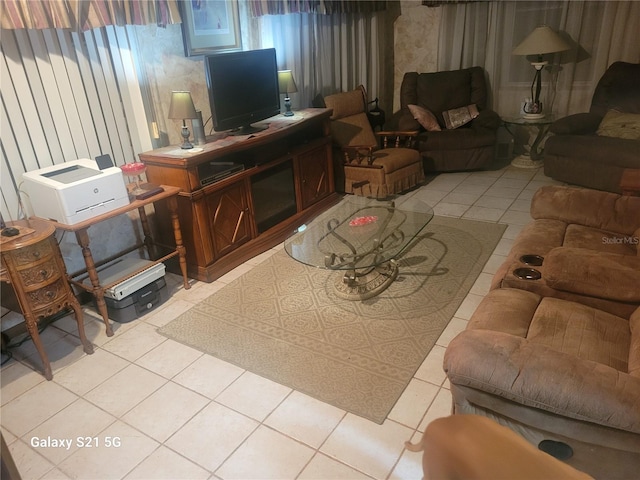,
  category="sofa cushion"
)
[528,297,630,371]
[564,224,638,255]
[407,104,441,131]
[545,247,640,302]
[597,110,640,140]
[468,287,540,337]
[442,104,479,129]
